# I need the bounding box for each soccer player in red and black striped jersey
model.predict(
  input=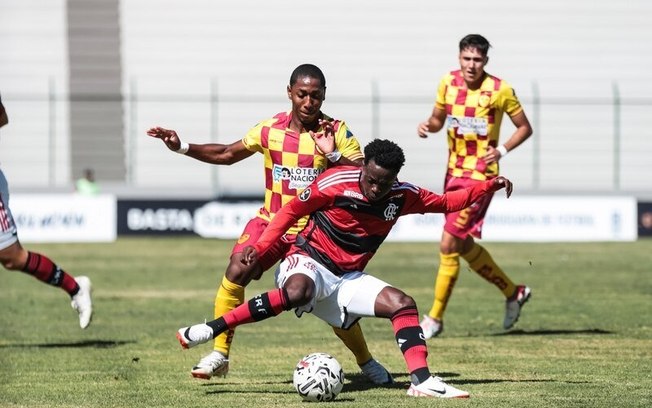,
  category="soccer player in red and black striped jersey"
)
[0,93,93,329]
[148,64,390,384]
[176,139,513,398]
[417,34,533,338]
